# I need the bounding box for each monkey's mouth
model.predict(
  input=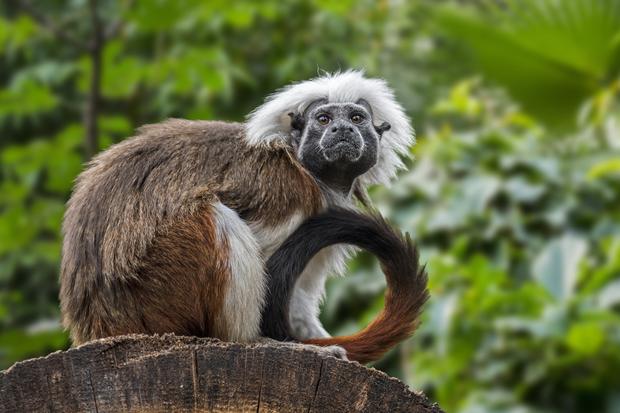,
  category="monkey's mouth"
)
[323,142,362,162]
[322,136,363,162]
